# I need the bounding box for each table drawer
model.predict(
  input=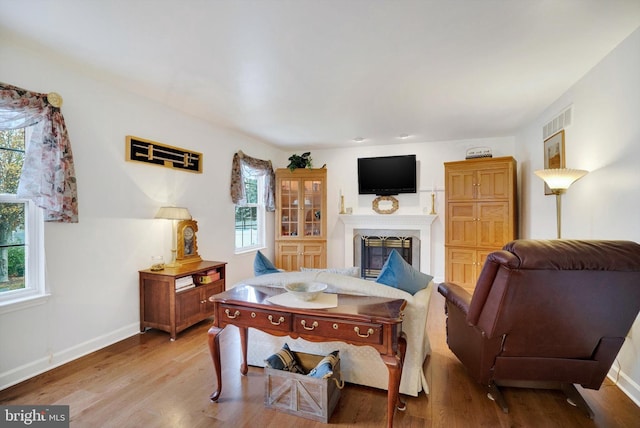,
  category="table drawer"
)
[219,305,291,331]
[293,315,382,345]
